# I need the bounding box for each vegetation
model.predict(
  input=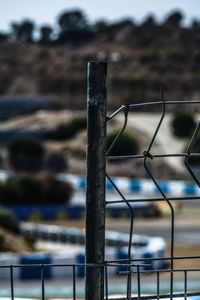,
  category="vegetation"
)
[171,113,196,138]
[0,206,20,234]
[0,175,73,205]
[45,117,86,140]
[8,137,45,172]
[107,129,139,157]
[186,134,200,166]
[44,152,67,173]
[0,9,199,109]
